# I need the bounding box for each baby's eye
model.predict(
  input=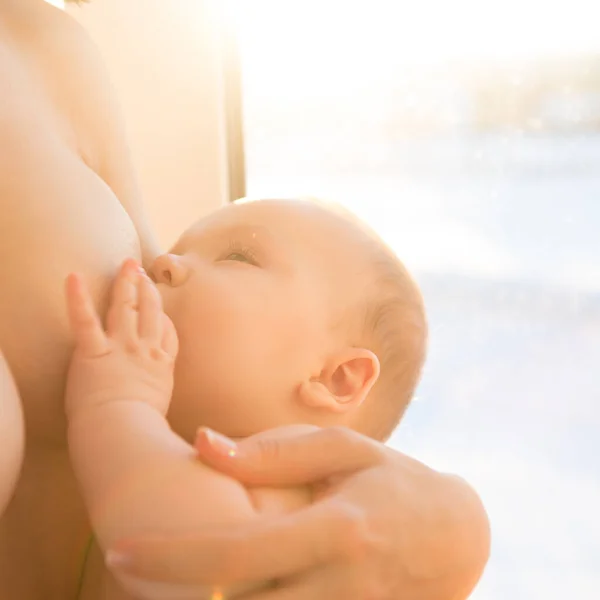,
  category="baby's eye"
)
[220,241,260,266]
[224,251,253,264]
